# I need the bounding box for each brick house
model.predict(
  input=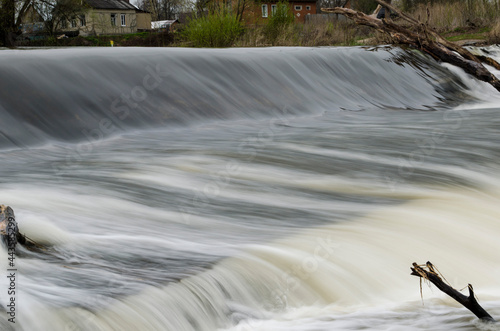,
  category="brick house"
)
[244,0,317,24]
